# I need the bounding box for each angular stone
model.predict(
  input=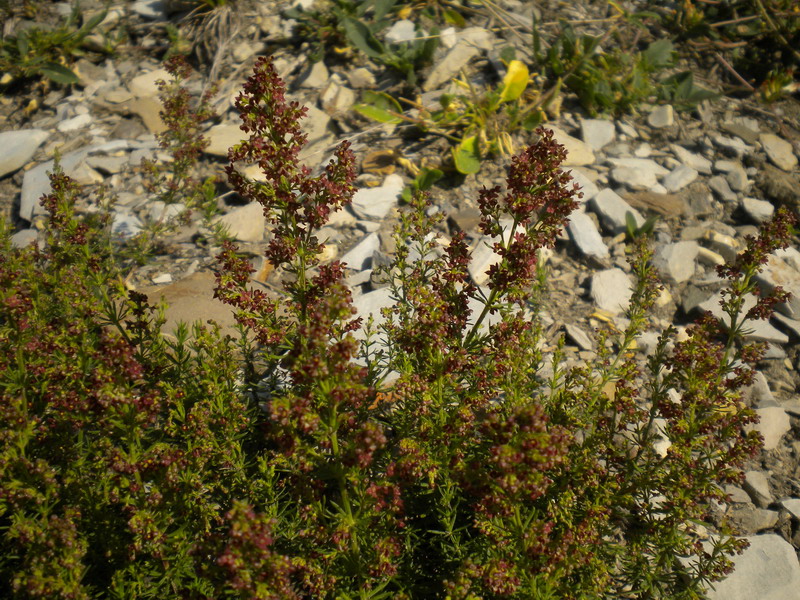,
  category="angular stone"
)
[341,232,380,270]
[212,201,267,242]
[647,104,674,128]
[728,506,780,533]
[565,323,593,350]
[722,120,760,145]
[10,229,38,248]
[611,166,658,190]
[0,129,49,178]
[750,406,791,451]
[297,60,329,88]
[652,241,699,284]
[591,268,633,315]
[590,188,644,234]
[580,118,615,150]
[350,287,394,341]
[547,126,595,166]
[205,124,244,158]
[772,312,800,340]
[567,210,609,260]
[423,27,493,91]
[131,0,167,19]
[743,471,773,508]
[20,148,93,221]
[662,165,698,192]
[608,157,669,175]
[699,291,788,344]
[384,19,416,44]
[565,168,599,202]
[468,220,514,285]
[714,134,752,157]
[111,211,143,239]
[708,175,738,202]
[138,271,241,340]
[320,80,356,114]
[706,534,800,600]
[127,67,170,97]
[760,133,798,172]
[624,191,686,218]
[779,498,800,520]
[741,197,774,223]
[743,371,776,407]
[57,113,93,133]
[757,164,800,206]
[350,174,404,220]
[755,255,800,319]
[670,144,712,174]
